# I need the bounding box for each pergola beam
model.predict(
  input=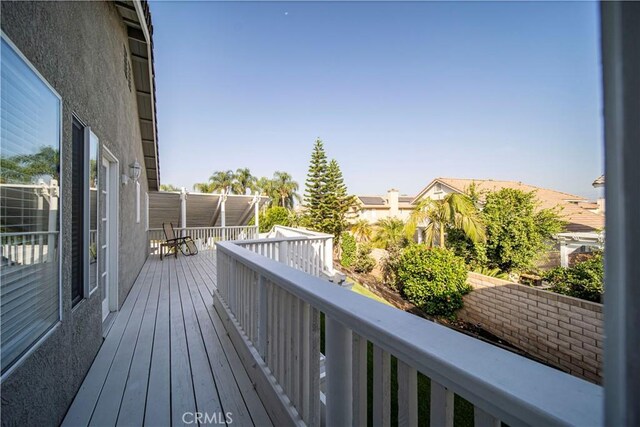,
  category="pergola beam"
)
[237,193,261,226]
